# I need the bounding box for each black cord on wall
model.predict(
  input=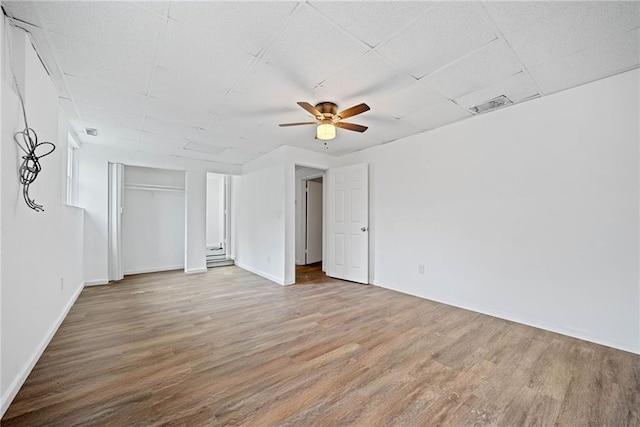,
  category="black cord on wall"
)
[3,12,56,212]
